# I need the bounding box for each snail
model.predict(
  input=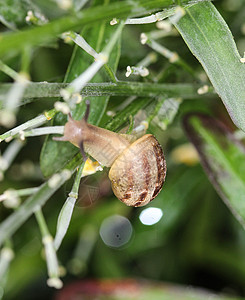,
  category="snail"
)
[53,101,166,207]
